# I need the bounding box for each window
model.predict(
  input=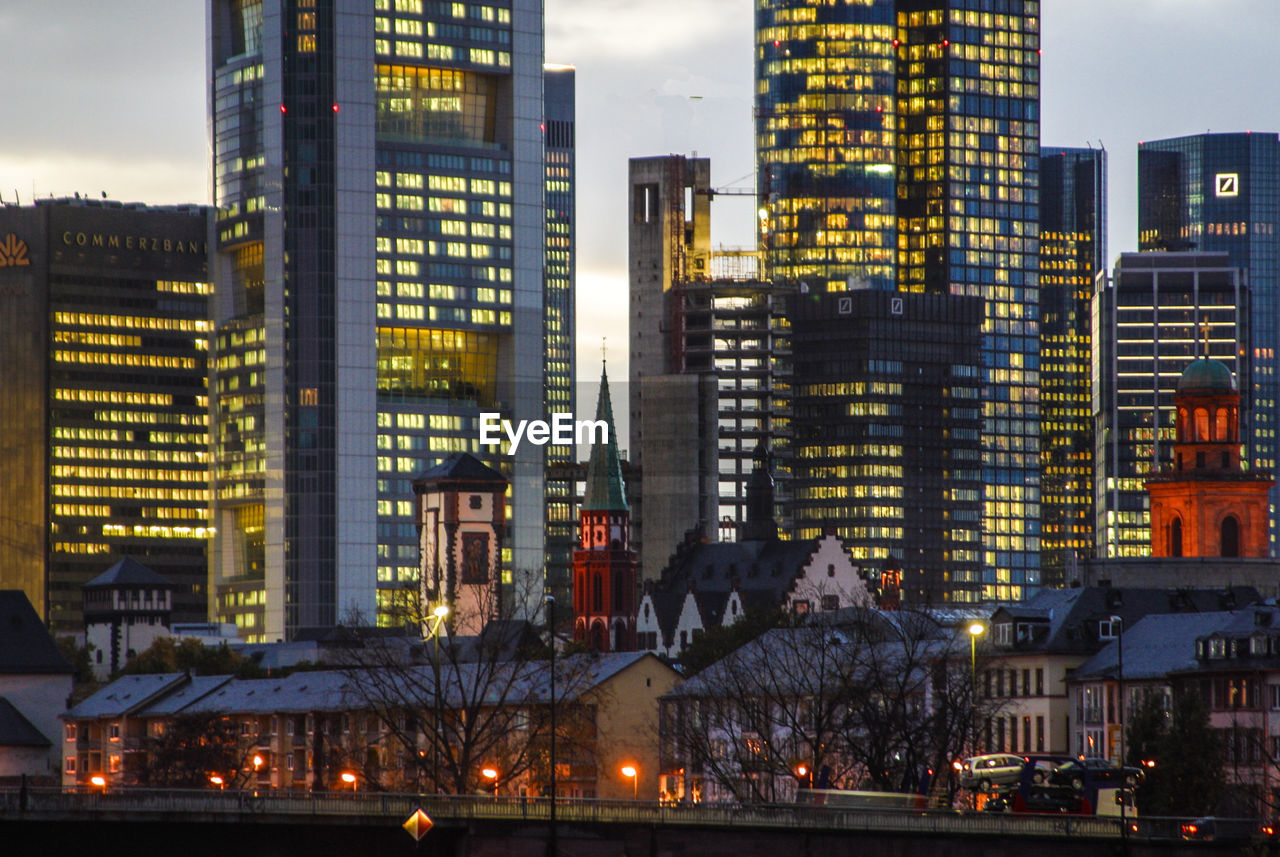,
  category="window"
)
[65,723,76,742]
[65,756,76,774]
[1222,516,1240,558]
[1035,668,1044,696]
[1098,619,1118,640]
